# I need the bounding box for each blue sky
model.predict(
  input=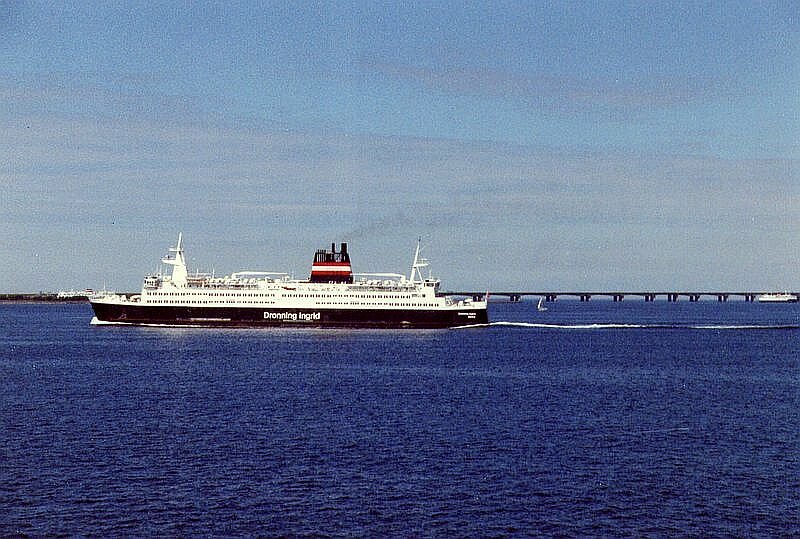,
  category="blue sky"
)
[1,1,798,292]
